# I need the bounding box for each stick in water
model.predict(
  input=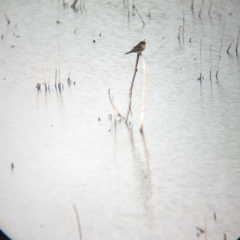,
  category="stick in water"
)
[4,14,10,25]
[208,0,213,16]
[73,204,83,240]
[55,68,57,90]
[133,5,145,26]
[227,39,234,54]
[126,54,140,123]
[236,28,240,56]
[191,0,194,13]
